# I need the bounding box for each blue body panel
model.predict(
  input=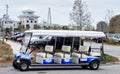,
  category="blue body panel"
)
[15,52,32,64]
[61,59,72,64]
[15,53,100,65]
[79,57,100,63]
[87,57,100,63]
[43,59,54,64]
